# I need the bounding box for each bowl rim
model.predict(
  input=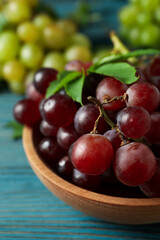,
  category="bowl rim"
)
[23,126,160,207]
